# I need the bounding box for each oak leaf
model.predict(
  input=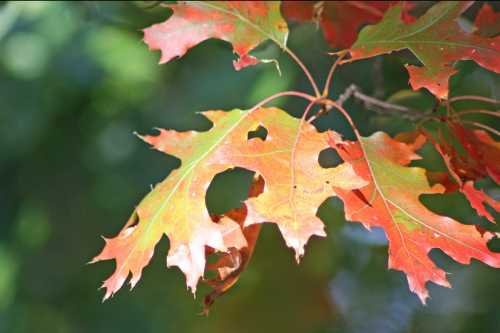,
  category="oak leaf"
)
[93,107,366,299]
[423,127,499,224]
[329,131,500,303]
[348,2,500,99]
[228,110,368,259]
[462,181,500,223]
[475,3,500,37]
[281,1,400,49]
[450,123,500,185]
[92,110,257,300]
[143,1,288,70]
